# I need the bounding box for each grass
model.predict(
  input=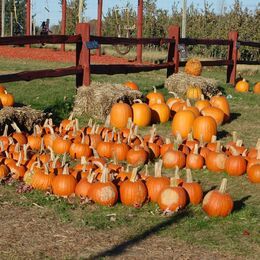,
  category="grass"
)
[1,57,260,258]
